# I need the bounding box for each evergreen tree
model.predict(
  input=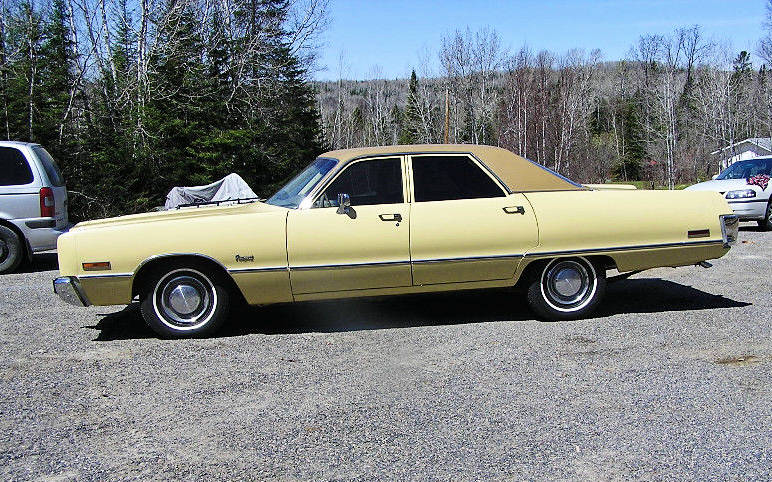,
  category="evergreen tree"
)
[399,70,420,144]
[4,1,43,140]
[38,0,77,157]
